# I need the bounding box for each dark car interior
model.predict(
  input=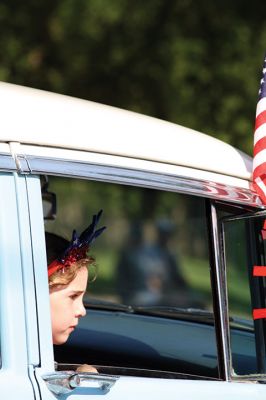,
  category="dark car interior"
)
[54,300,256,380]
